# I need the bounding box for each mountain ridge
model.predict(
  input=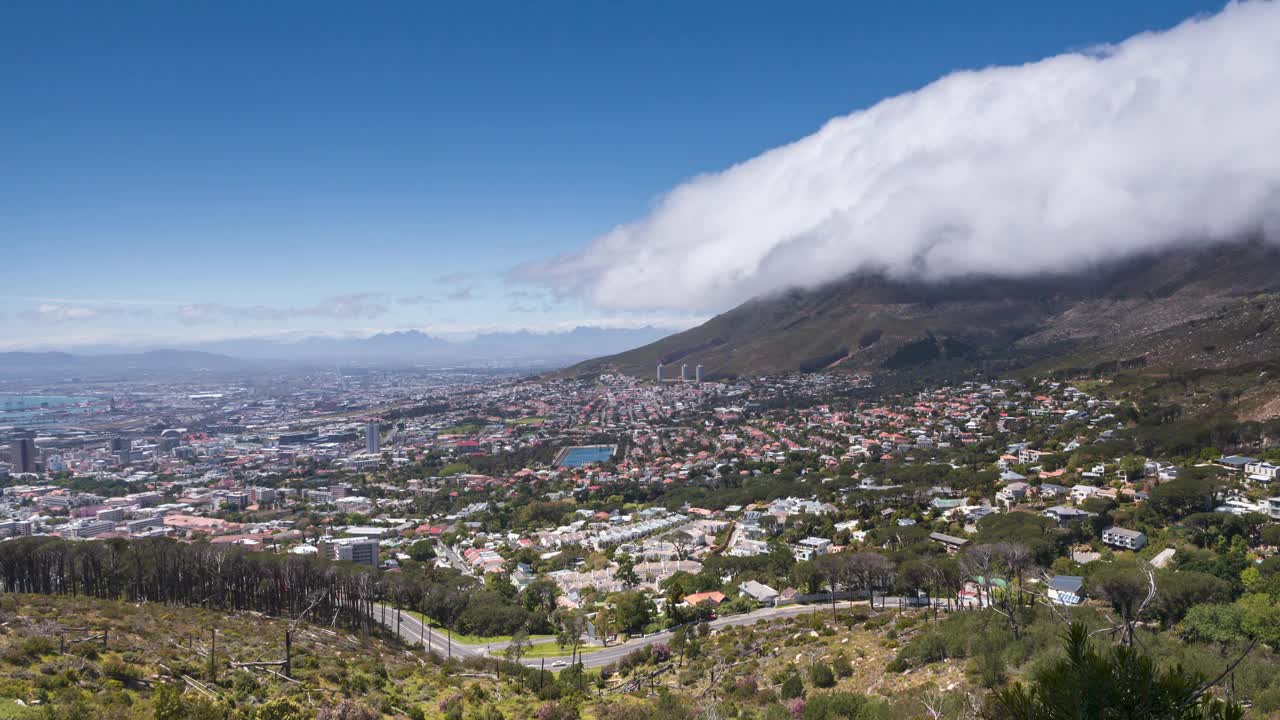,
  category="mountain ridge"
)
[567,240,1280,380]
